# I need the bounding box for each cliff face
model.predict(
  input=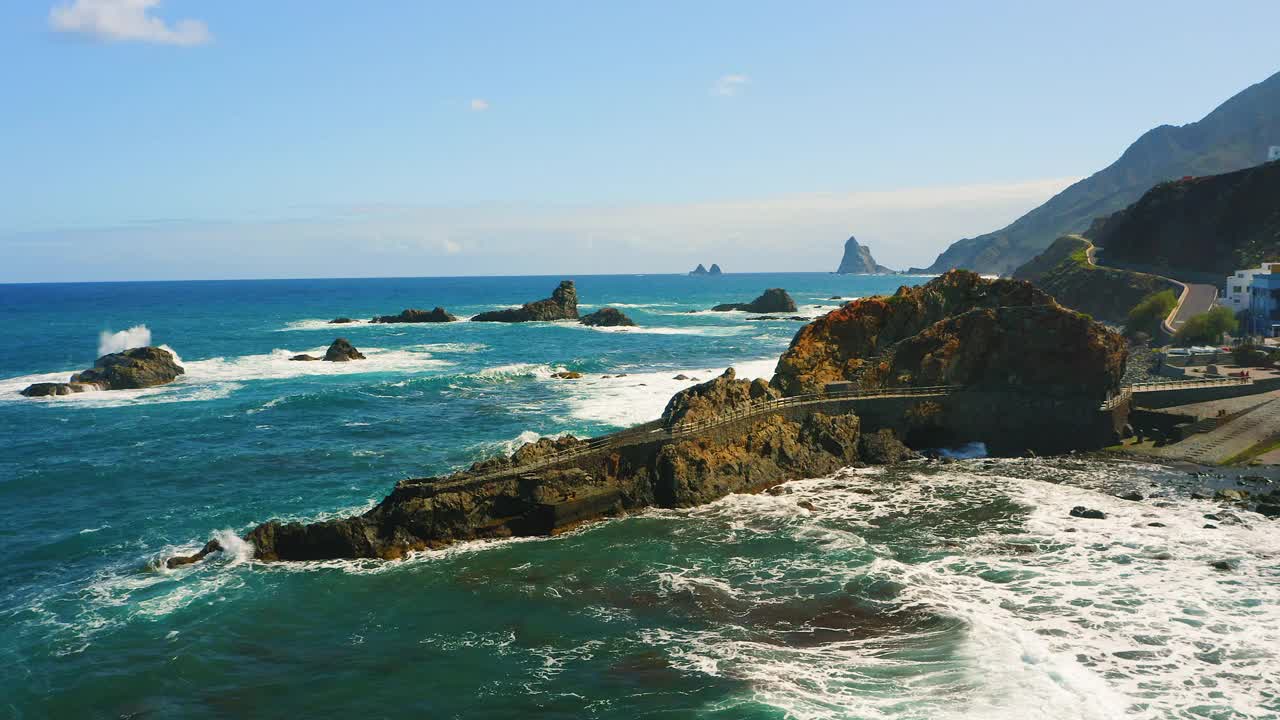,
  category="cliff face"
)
[836,236,893,274]
[1085,160,1280,277]
[772,270,1053,395]
[1012,236,1178,322]
[916,70,1280,274]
